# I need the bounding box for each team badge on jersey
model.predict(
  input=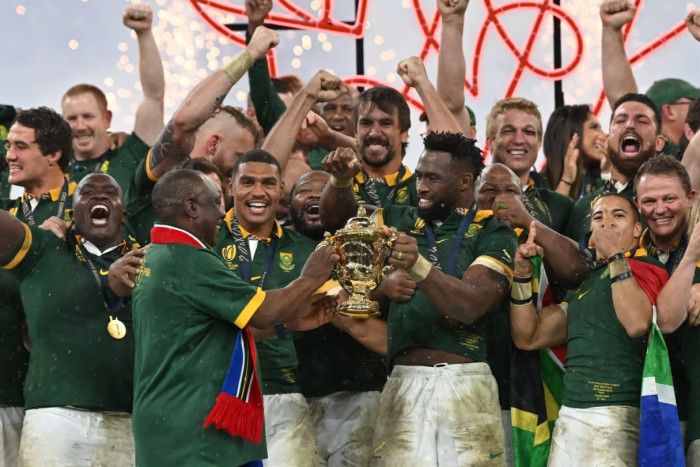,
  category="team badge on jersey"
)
[279,252,295,272]
[395,187,409,204]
